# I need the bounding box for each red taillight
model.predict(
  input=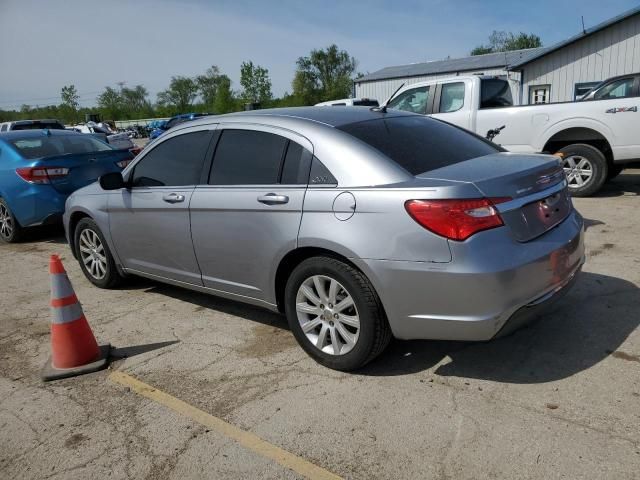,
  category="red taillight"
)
[405,197,511,241]
[15,167,69,184]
